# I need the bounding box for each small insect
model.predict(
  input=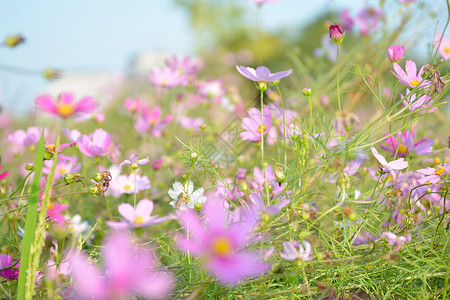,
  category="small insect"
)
[101,171,112,194]
[175,193,190,209]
